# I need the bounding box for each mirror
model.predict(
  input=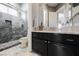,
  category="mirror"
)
[32,3,44,30]
[48,3,72,29]
[32,3,79,31]
[57,3,79,28]
[71,3,79,26]
[57,3,72,29]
